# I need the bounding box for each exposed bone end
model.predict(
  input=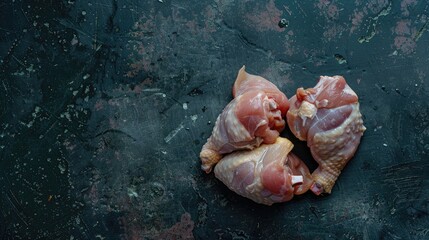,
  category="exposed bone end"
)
[310,182,324,196]
[291,175,303,185]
